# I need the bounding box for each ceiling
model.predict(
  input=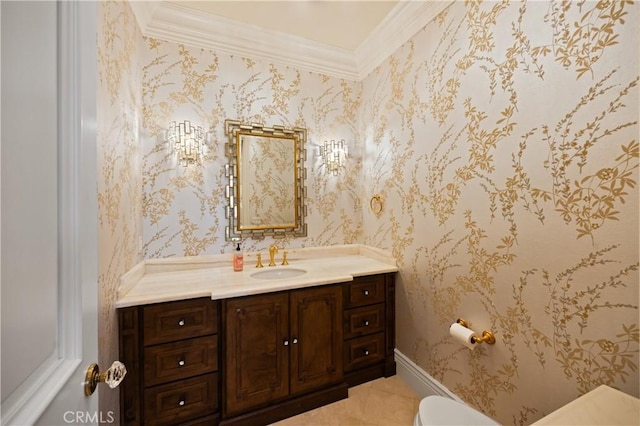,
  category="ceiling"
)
[174,1,399,51]
[130,1,451,80]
